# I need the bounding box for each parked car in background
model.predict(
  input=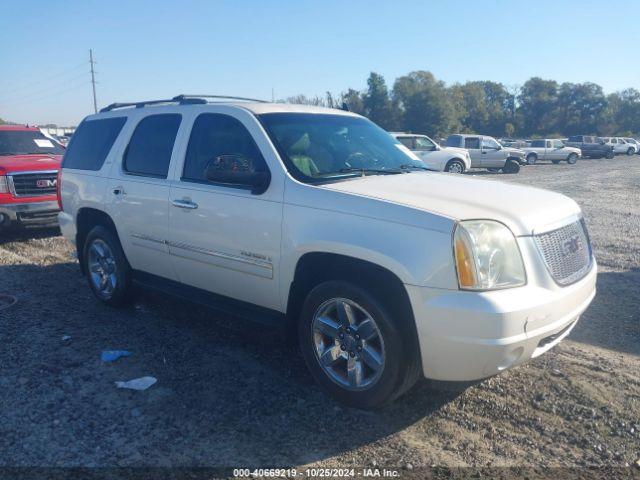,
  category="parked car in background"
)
[623,138,640,154]
[601,137,637,156]
[446,134,523,173]
[391,133,471,173]
[564,135,614,159]
[499,138,530,149]
[0,125,63,230]
[521,139,581,165]
[57,95,596,408]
